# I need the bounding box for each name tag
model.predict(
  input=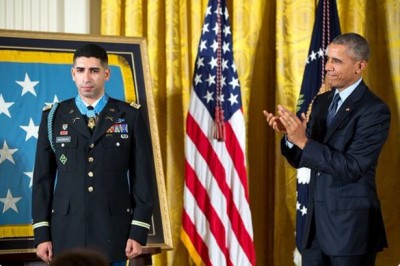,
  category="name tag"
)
[56,136,71,143]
